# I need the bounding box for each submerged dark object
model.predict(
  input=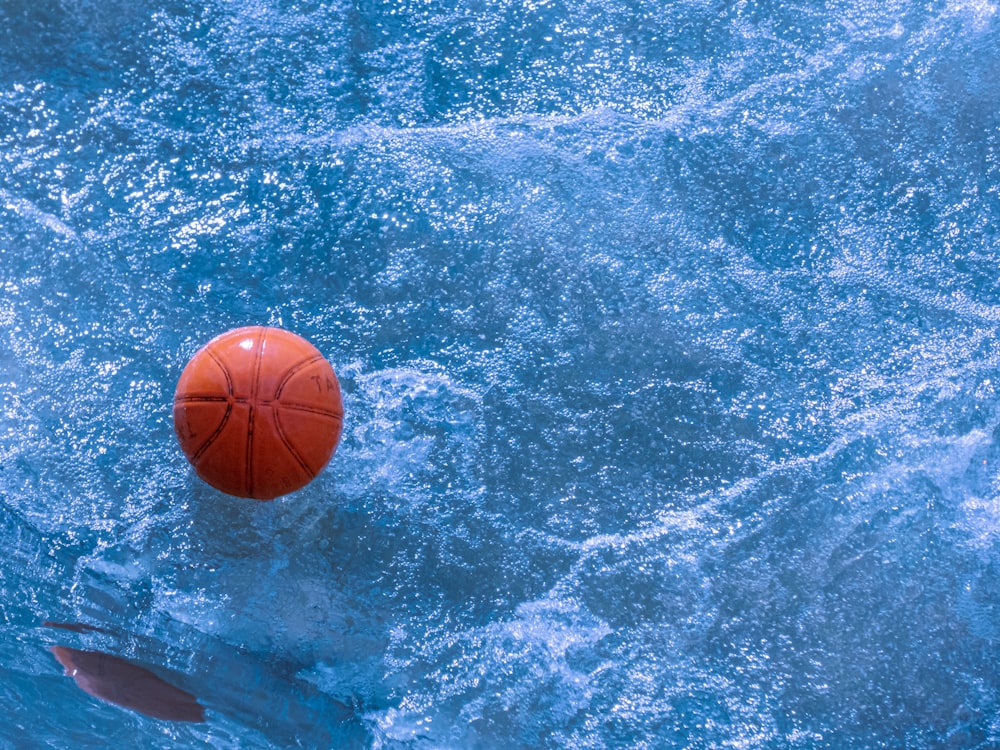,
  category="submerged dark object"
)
[50,646,205,722]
